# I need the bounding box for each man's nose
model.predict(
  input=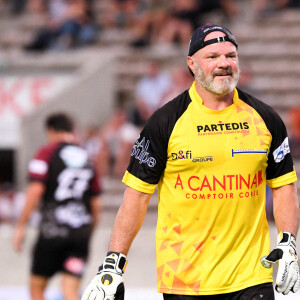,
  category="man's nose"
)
[217,56,230,68]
